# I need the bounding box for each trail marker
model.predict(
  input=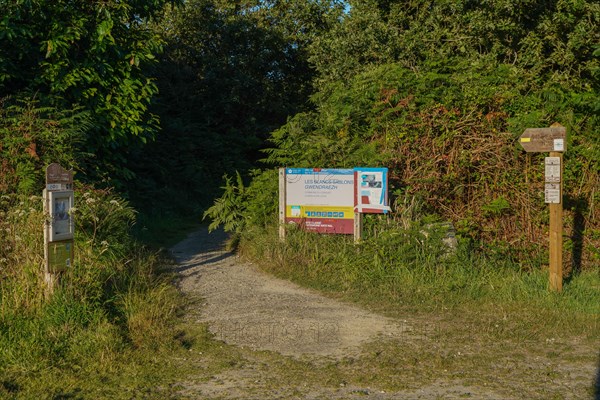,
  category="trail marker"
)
[519,124,565,292]
[43,163,74,296]
[519,127,566,153]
